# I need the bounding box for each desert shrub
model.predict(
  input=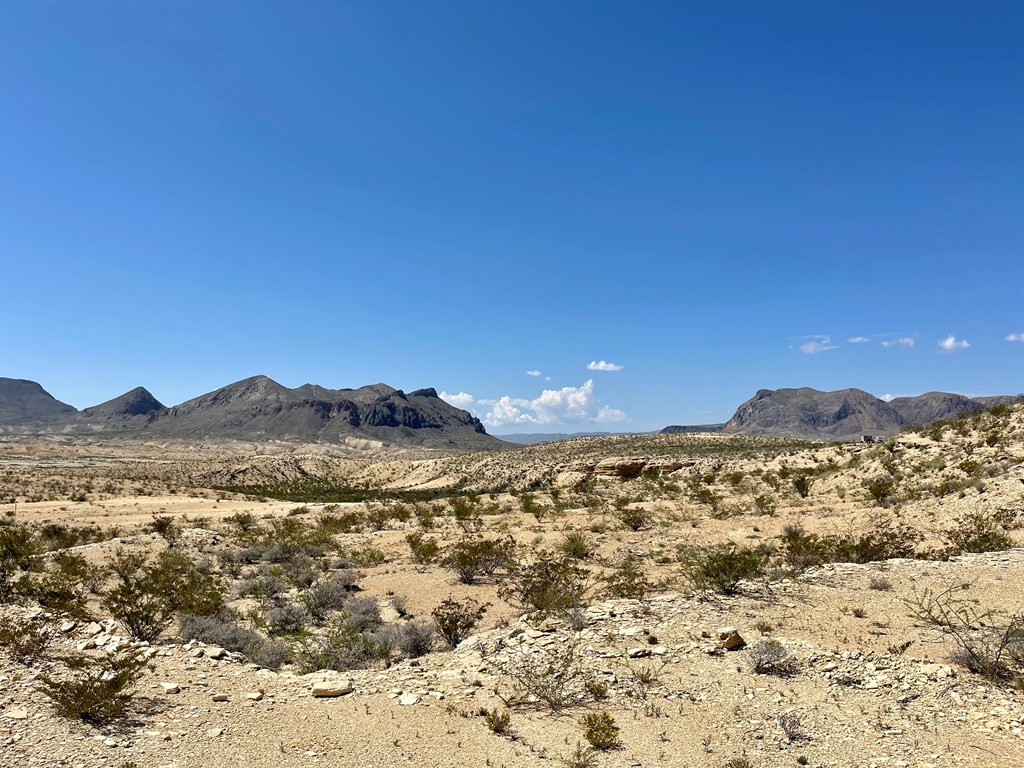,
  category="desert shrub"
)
[295,621,391,673]
[679,542,771,595]
[0,613,55,664]
[347,545,388,567]
[266,602,310,636]
[582,711,620,750]
[908,583,1024,684]
[484,708,512,734]
[104,578,172,642]
[280,554,320,588]
[869,576,893,591]
[724,758,754,768]
[500,553,589,616]
[51,552,104,594]
[150,549,226,617]
[495,640,596,712]
[342,595,382,632]
[752,493,776,516]
[37,649,150,724]
[605,554,650,600]
[179,614,291,670]
[780,521,922,571]
[560,530,591,560]
[237,571,288,602]
[20,557,92,618]
[791,475,812,498]
[748,639,799,677]
[616,506,650,532]
[565,743,598,768]
[943,510,1014,555]
[405,532,440,565]
[395,621,435,658]
[146,515,180,546]
[301,579,350,624]
[442,537,513,584]
[863,476,897,505]
[519,492,547,521]
[432,597,487,648]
